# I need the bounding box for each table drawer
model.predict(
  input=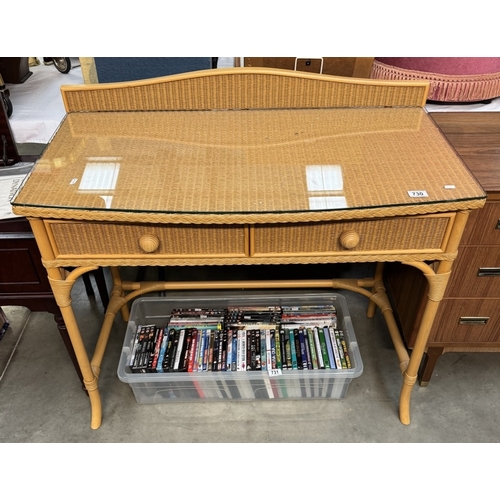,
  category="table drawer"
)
[251,215,453,256]
[46,221,248,259]
[429,298,500,343]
